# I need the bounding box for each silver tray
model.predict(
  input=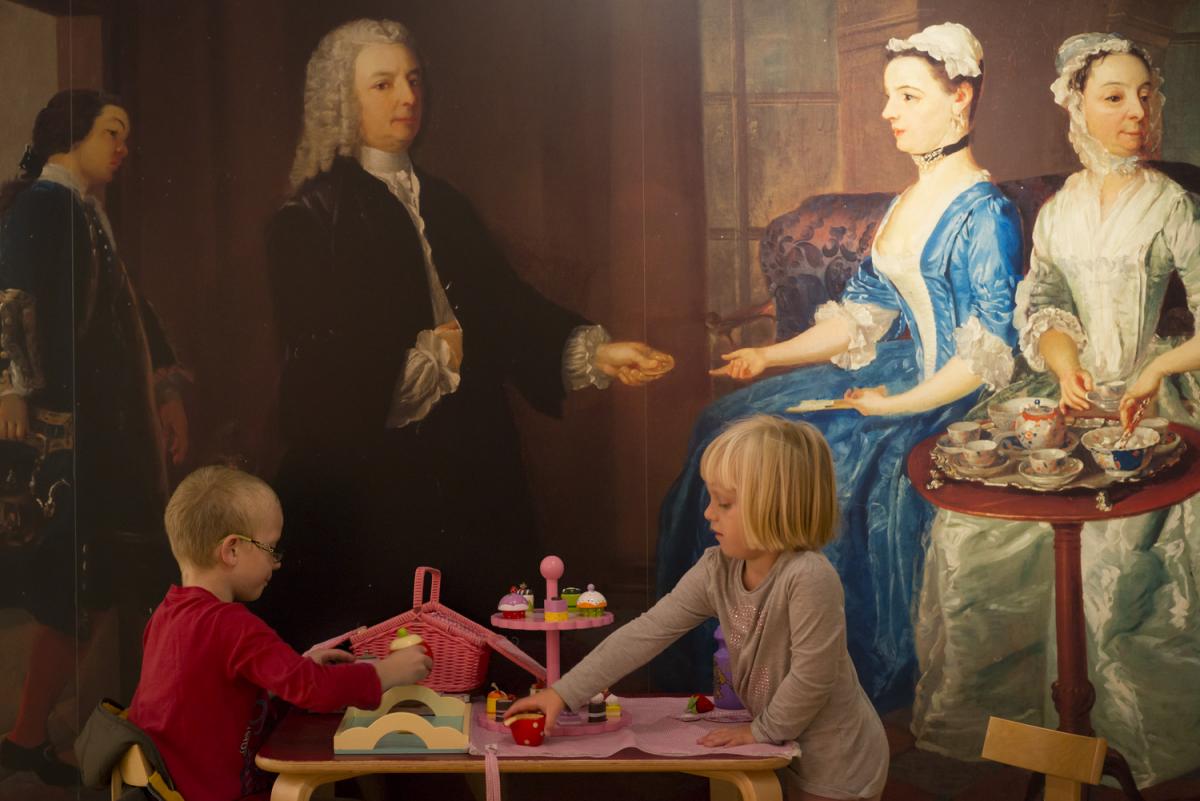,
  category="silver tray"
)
[931,427,1186,493]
